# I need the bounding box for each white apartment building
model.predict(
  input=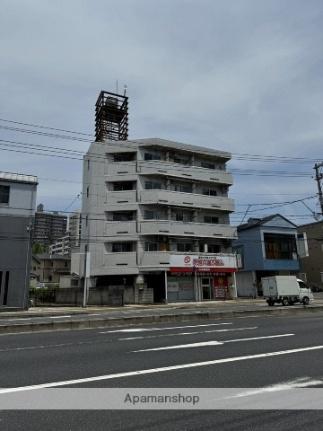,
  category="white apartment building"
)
[49,233,71,256]
[76,138,237,303]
